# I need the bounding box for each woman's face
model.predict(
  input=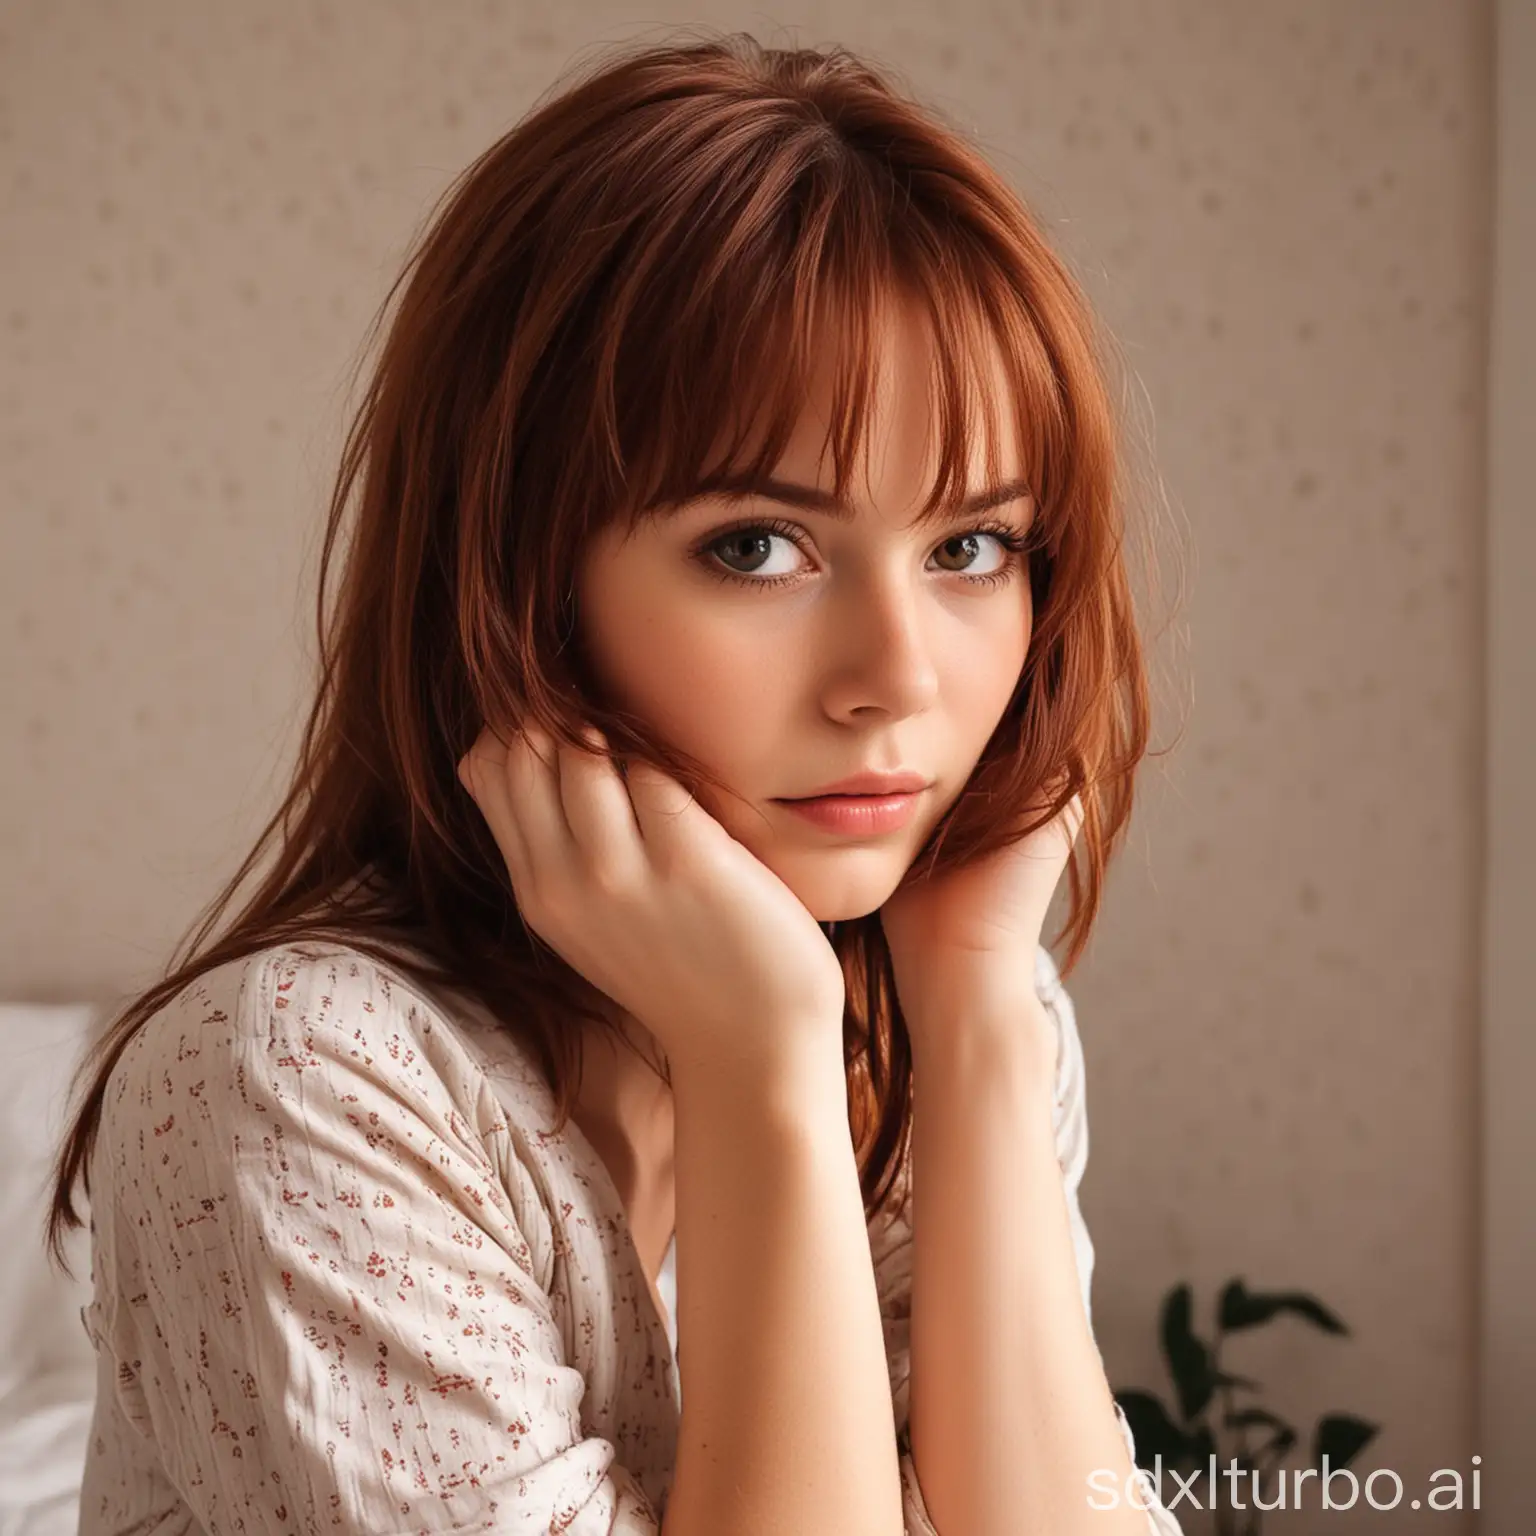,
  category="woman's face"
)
[575,294,1034,923]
